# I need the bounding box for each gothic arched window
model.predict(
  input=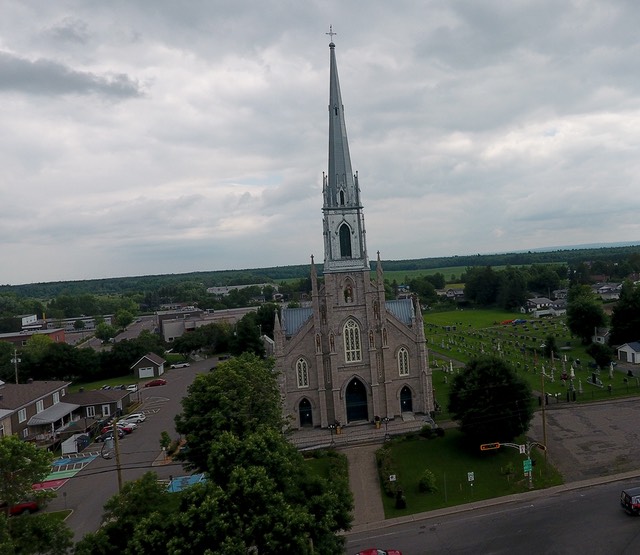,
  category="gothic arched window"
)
[343,319,362,362]
[339,223,352,258]
[296,358,309,388]
[398,347,409,376]
[339,190,345,206]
